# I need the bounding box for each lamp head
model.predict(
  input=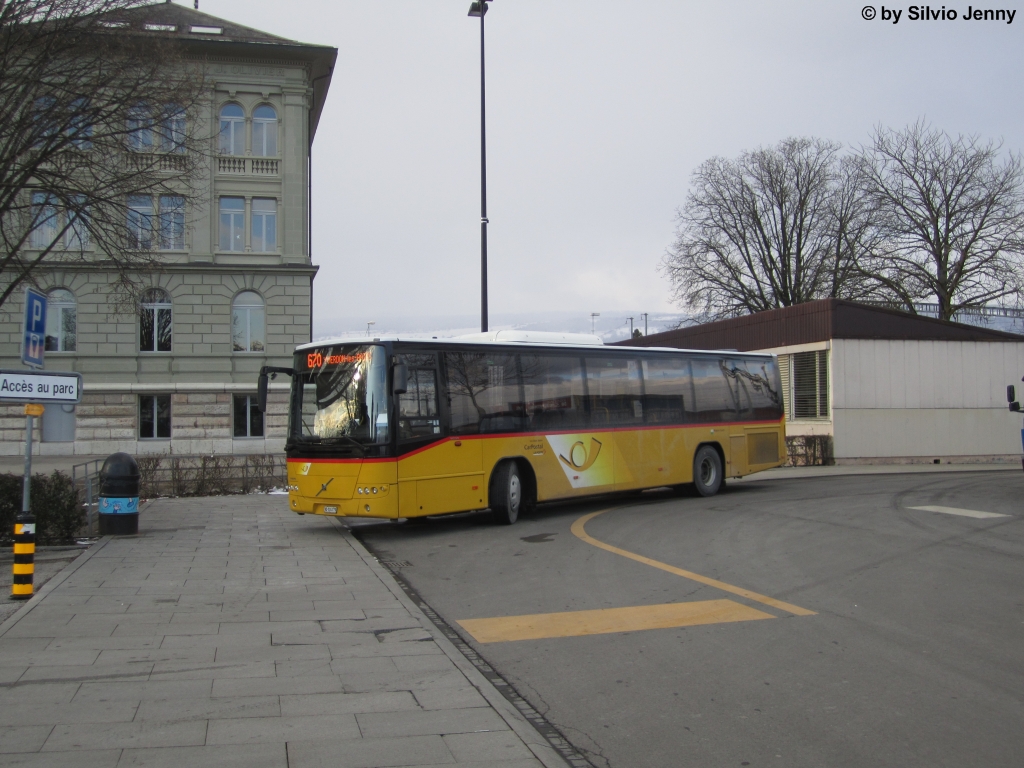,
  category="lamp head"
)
[468,0,490,17]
